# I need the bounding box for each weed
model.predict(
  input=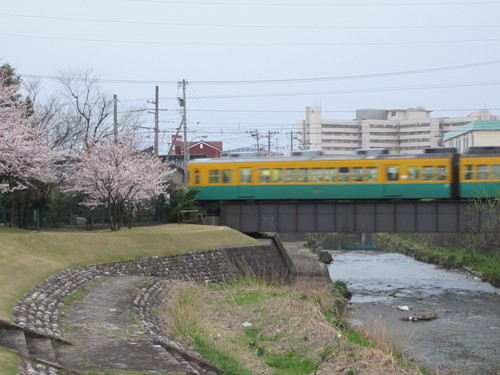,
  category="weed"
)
[244,326,262,339]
